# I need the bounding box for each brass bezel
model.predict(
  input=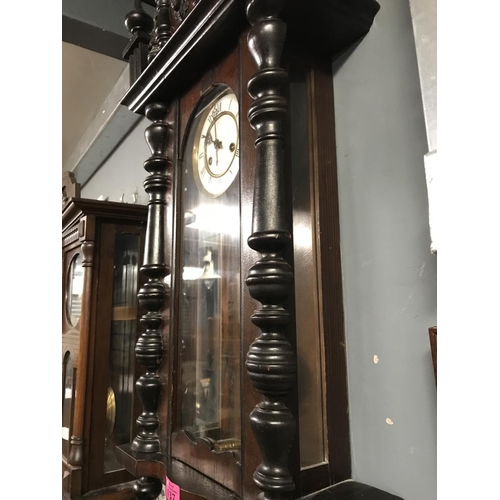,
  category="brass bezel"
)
[191,86,240,199]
